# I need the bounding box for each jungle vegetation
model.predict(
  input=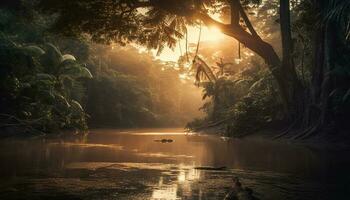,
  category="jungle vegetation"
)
[1,0,349,140]
[0,1,202,136]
